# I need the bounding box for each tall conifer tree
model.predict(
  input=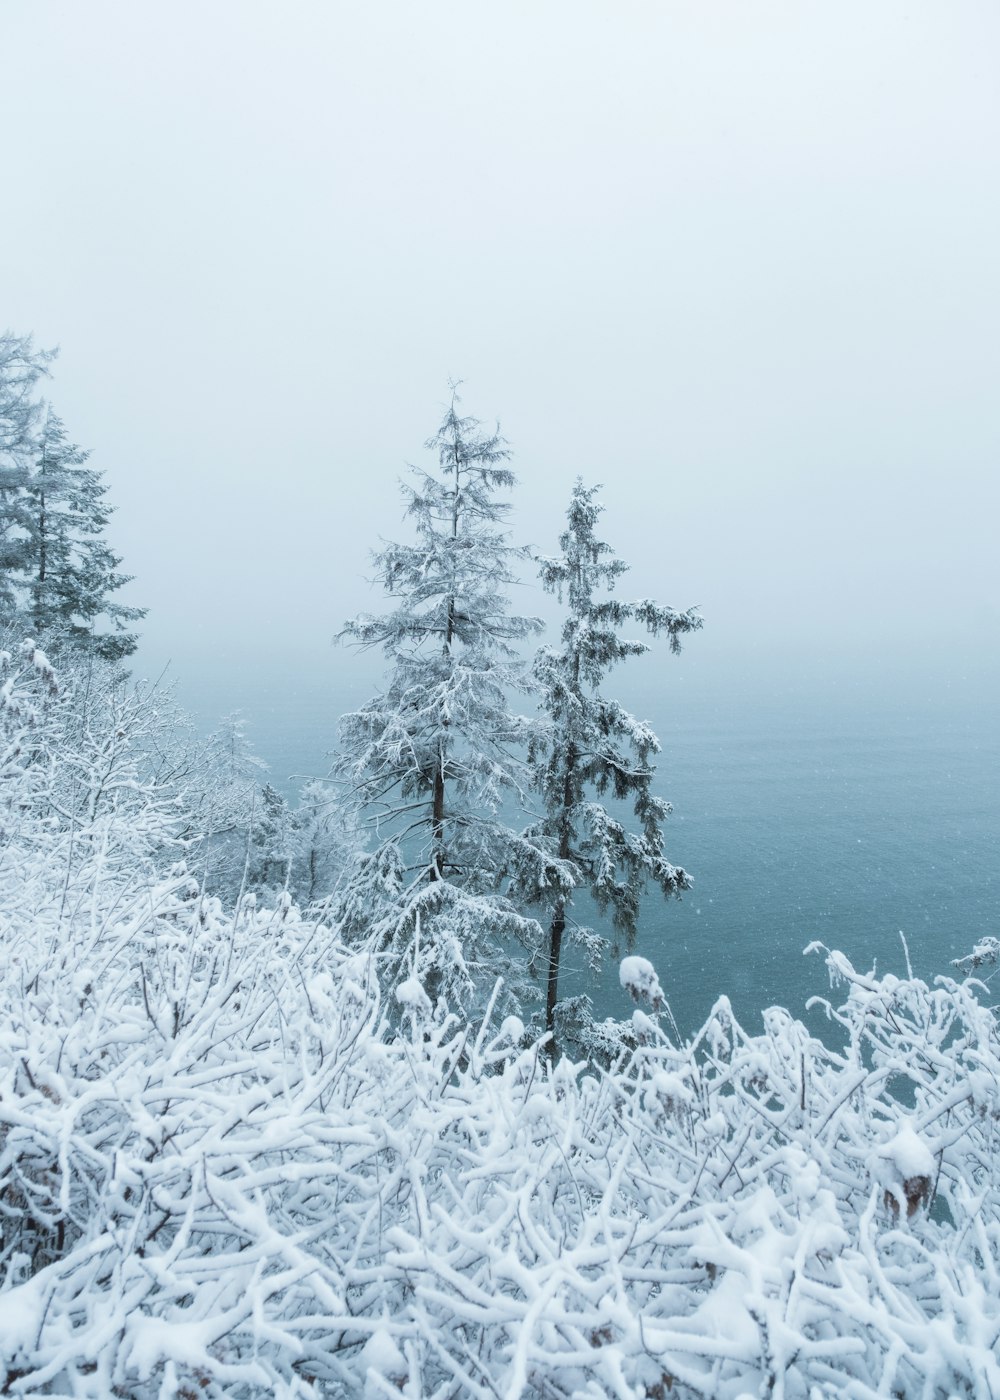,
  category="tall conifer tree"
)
[0,336,144,658]
[336,391,566,1009]
[0,333,53,619]
[520,480,702,1051]
[20,411,145,659]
